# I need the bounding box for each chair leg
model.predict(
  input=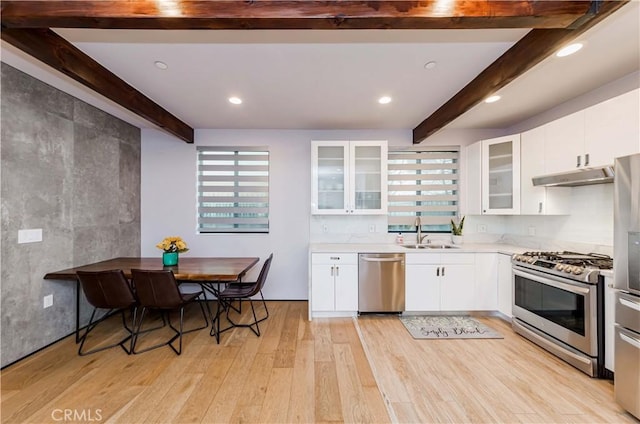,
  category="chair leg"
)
[225,295,269,338]
[78,308,133,356]
[134,309,181,355]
